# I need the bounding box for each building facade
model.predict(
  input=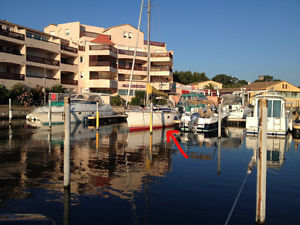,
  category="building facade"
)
[0,20,173,100]
[0,20,79,92]
[44,22,173,99]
